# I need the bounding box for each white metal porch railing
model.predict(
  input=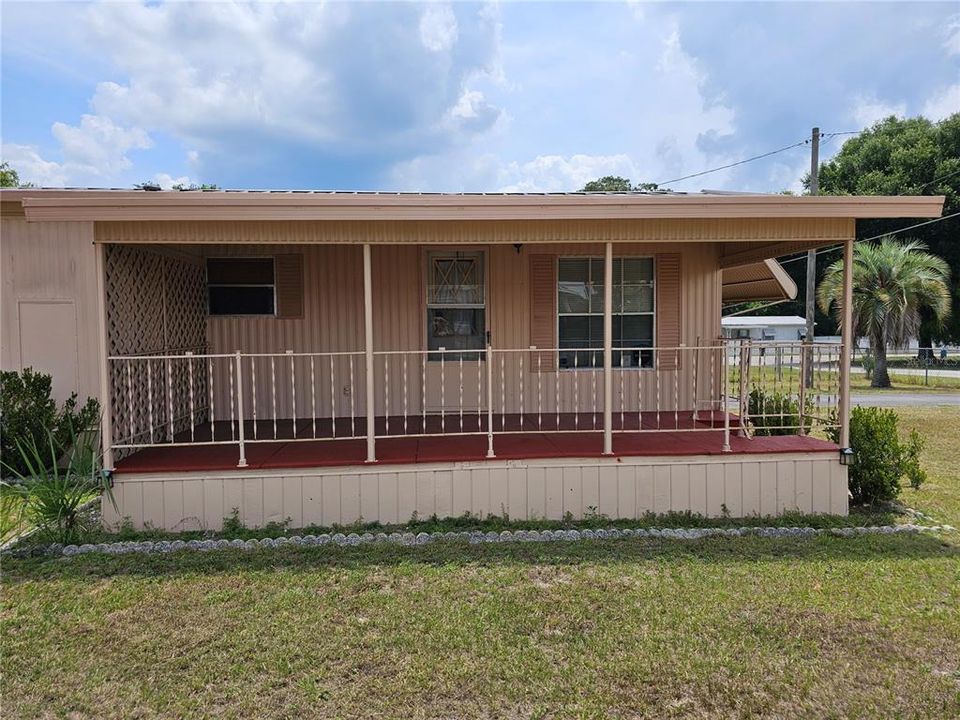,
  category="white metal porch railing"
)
[107,340,841,467]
